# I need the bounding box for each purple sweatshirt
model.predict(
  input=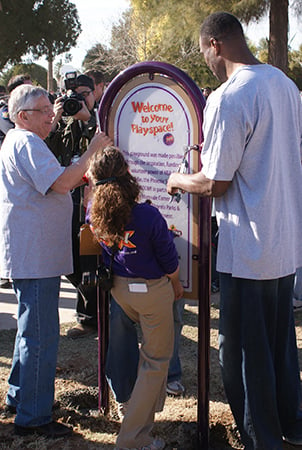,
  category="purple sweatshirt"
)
[100,202,179,279]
